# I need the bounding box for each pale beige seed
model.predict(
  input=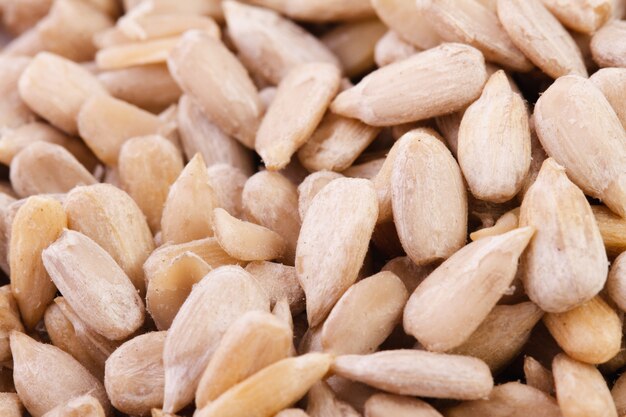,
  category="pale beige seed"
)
[297,171,344,221]
[146,252,211,330]
[10,142,96,198]
[364,393,443,417]
[321,272,408,355]
[450,302,544,373]
[0,0,51,35]
[392,130,467,265]
[520,158,607,313]
[403,227,534,352]
[275,410,308,417]
[236,0,374,21]
[497,0,587,78]
[98,64,182,113]
[591,68,626,129]
[2,28,45,57]
[41,395,105,417]
[470,208,520,241]
[374,31,419,67]
[331,43,487,126]
[591,20,626,68]
[18,52,107,135]
[381,256,435,293]
[544,296,622,364]
[296,178,378,327]
[332,350,493,400]
[434,109,464,158]
[0,285,24,362]
[325,377,378,414]
[0,56,36,129]
[0,392,23,417]
[64,184,154,294]
[307,381,361,417]
[151,410,180,417]
[342,158,385,180]
[178,95,254,175]
[242,171,301,264]
[256,63,341,171]
[163,266,269,413]
[458,70,531,202]
[518,123,549,199]
[534,75,626,217]
[245,261,305,313]
[541,0,612,34]
[10,332,110,417]
[422,0,532,71]
[524,356,555,394]
[9,196,66,329]
[125,0,223,20]
[118,135,183,232]
[195,311,292,407]
[553,353,618,417]
[78,94,171,166]
[207,164,248,217]
[167,30,262,148]
[608,252,626,312]
[36,0,112,62]
[321,19,387,77]
[160,154,217,244]
[213,208,286,261]
[104,332,165,416]
[93,26,131,49]
[297,112,381,173]
[223,1,341,85]
[612,371,626,416]
[42,230,145,340]
[118,14,220,41]
[96,37,184,70]
[371,0,440,49]
[445,382,562,417]
[195,353,331,417]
